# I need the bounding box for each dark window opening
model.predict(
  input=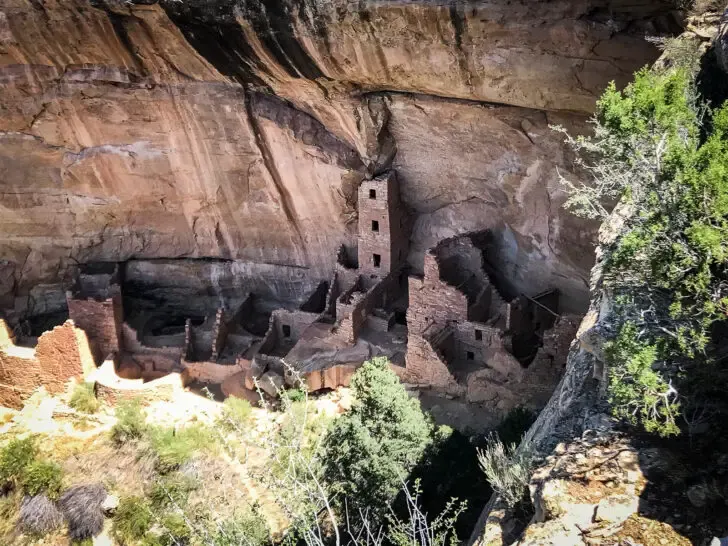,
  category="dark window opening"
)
[466,351,475,361]
[398,249,402,260]
[372,220,379,232]
[475,329,483,341]
[282,324,291,338]
[373,254,381,267]
[369,189,376,199]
